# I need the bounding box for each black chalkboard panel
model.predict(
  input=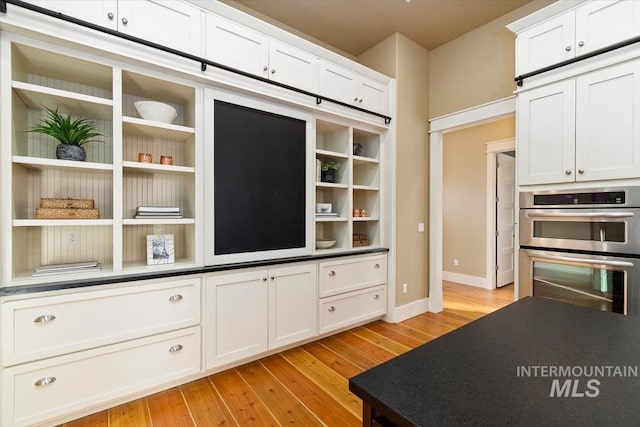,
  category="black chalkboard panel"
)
[213,100,306,255]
